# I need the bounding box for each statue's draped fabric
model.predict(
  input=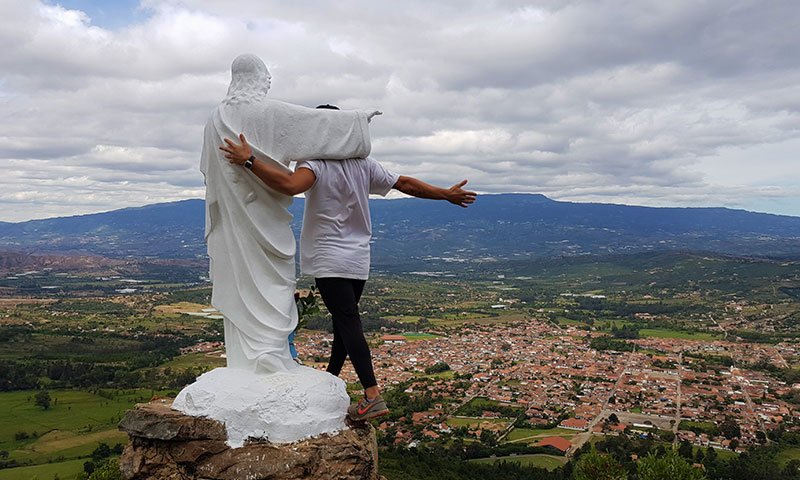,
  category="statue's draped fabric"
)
[200,54,371,373]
